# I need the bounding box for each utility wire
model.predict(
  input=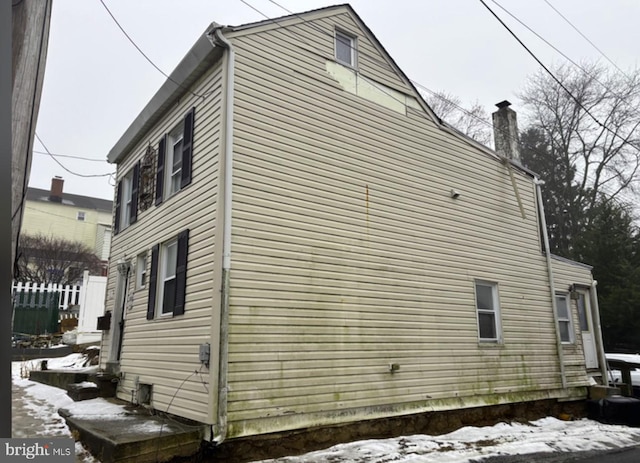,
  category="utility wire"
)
[488,0,621,99]
[541,0,632,82]
[35,133,115,178]
[33,150,107,162]
[478,0,635,148]
[98,0,205,99]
